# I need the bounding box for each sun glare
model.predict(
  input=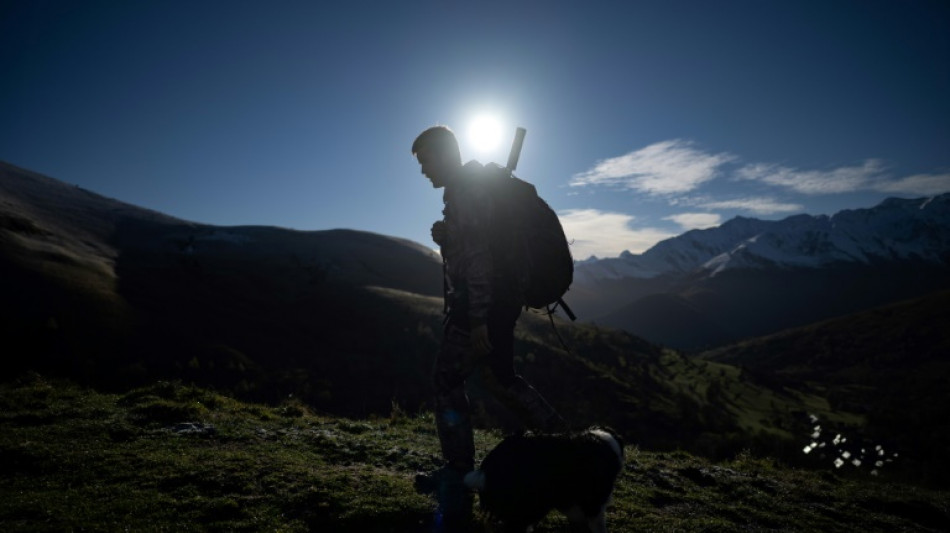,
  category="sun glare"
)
[467,114,504,155]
